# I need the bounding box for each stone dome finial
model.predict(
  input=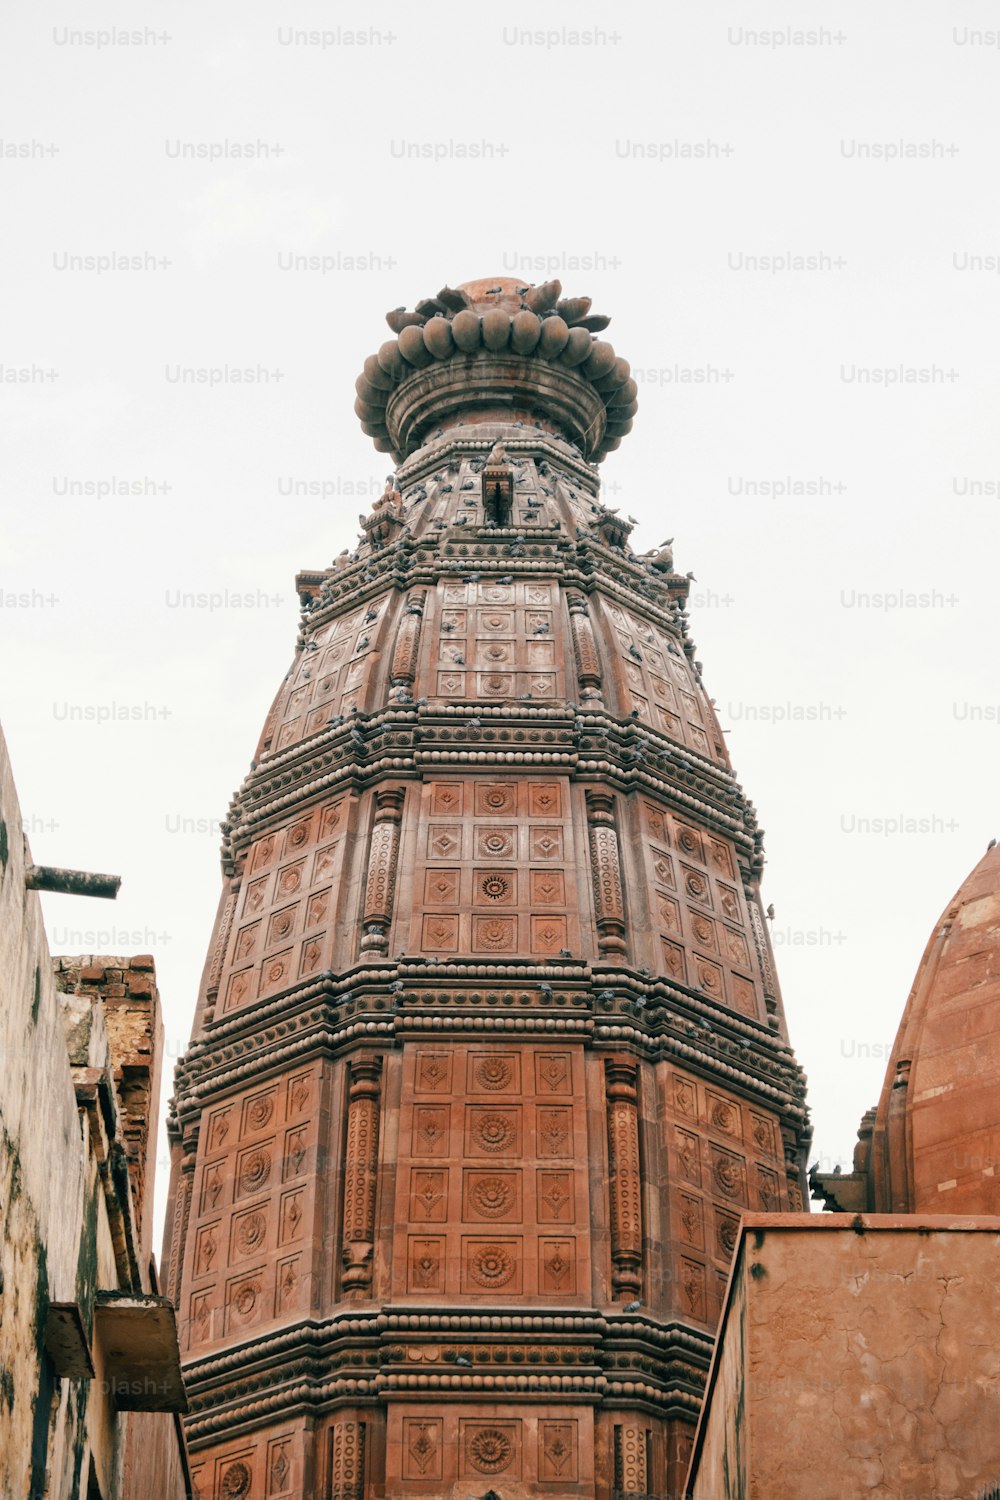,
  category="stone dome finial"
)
[354,276,637,462]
